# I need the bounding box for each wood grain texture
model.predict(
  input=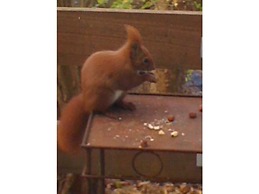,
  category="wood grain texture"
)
[57,8,202,69]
